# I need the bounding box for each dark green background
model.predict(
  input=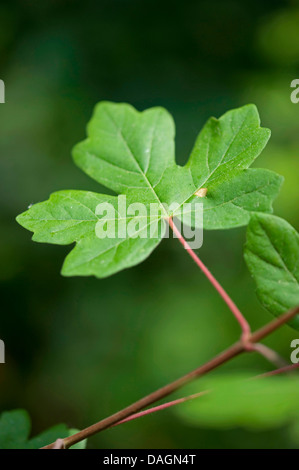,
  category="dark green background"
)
[0,0,299,448]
